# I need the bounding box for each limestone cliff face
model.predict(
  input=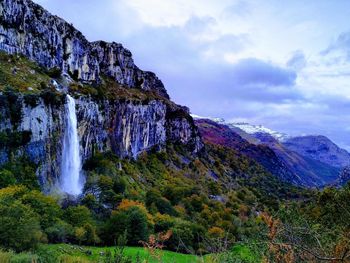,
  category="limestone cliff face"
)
[0,95,203,191]
[0,95,65,190]
[0,0,168,98]
[0,0,204,190]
